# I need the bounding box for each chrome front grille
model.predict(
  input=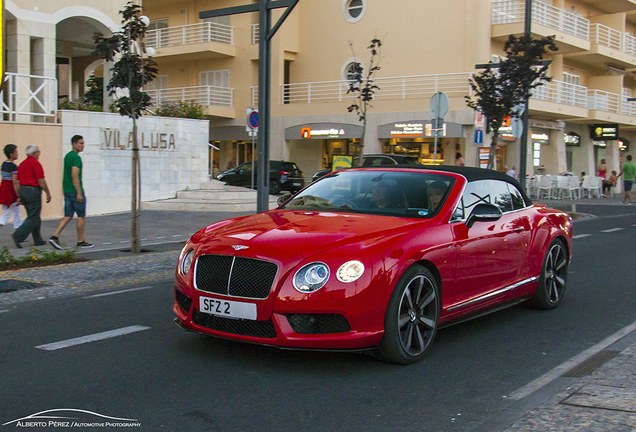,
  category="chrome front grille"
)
[195,254,278,299]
